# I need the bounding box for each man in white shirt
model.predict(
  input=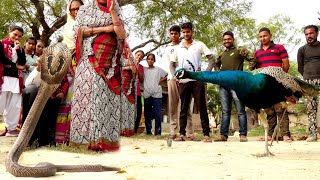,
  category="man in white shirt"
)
[170,22,215,142]
[165,25,197,141]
